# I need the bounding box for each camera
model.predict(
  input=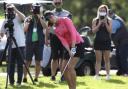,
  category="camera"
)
[4,7,15,31]
[100,16,105,20]
[32,4,40,14]
[6,7,15,20]
[4,19,14,30]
